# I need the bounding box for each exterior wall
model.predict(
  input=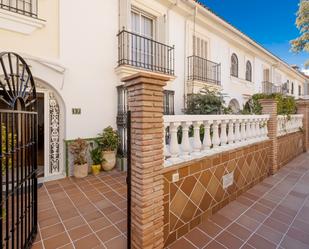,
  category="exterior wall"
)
[0,0,59,59]
[162,140,272,247]
[277,132,304,168]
